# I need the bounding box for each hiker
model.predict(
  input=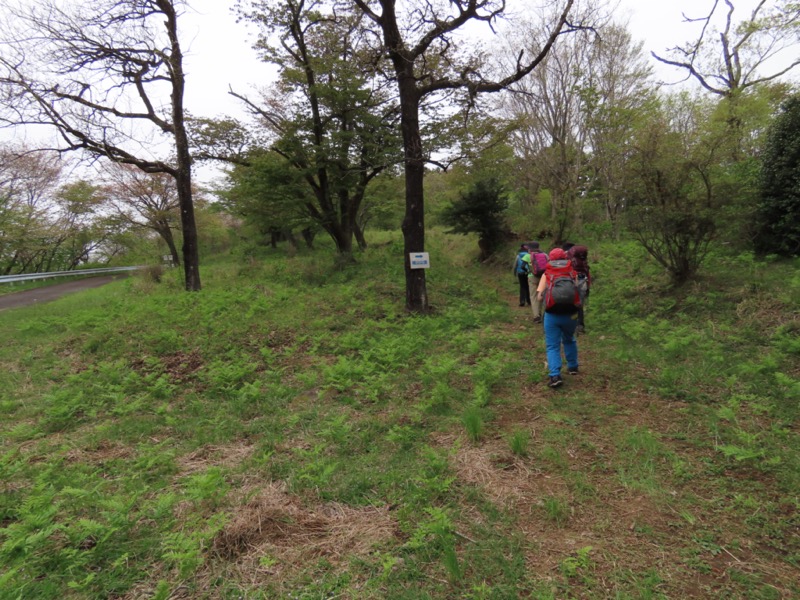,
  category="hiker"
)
[567,244,591,334]
[513,244,531,307]
[522,241,548,323]
[536,247,580,388]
